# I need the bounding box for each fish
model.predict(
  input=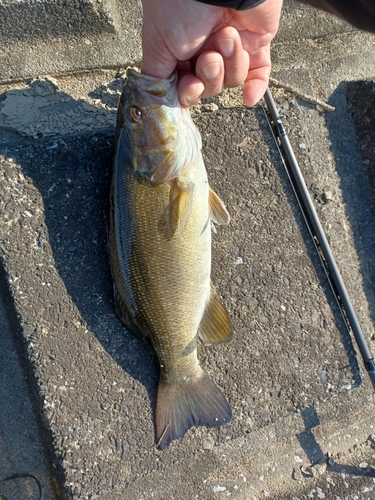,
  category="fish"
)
[109,69,233,449]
